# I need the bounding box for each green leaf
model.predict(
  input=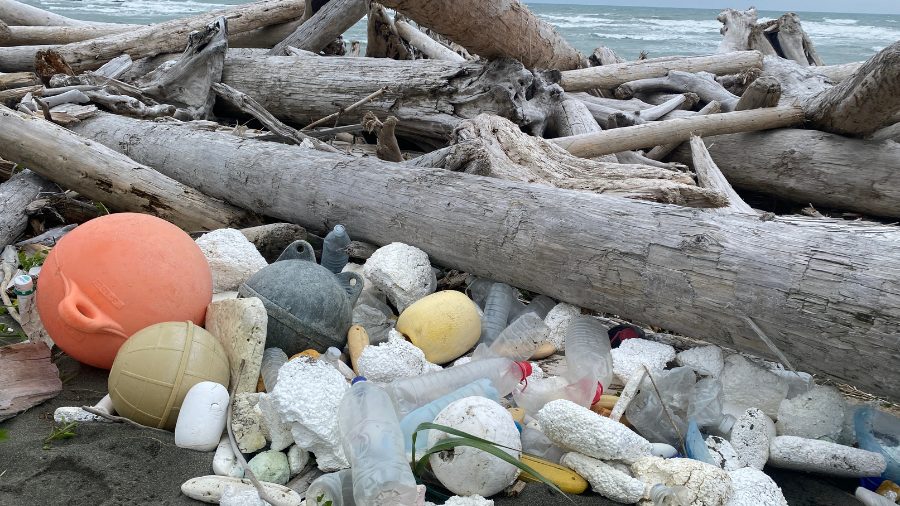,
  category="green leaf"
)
[411,423,573,502]
[0,429,8,442]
